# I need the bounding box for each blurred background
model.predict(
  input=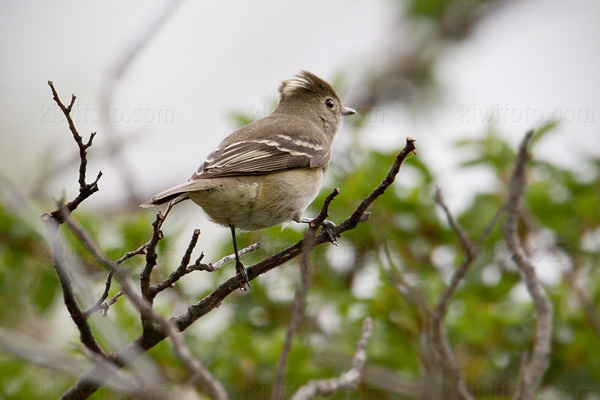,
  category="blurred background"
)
[1,0,599,399]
